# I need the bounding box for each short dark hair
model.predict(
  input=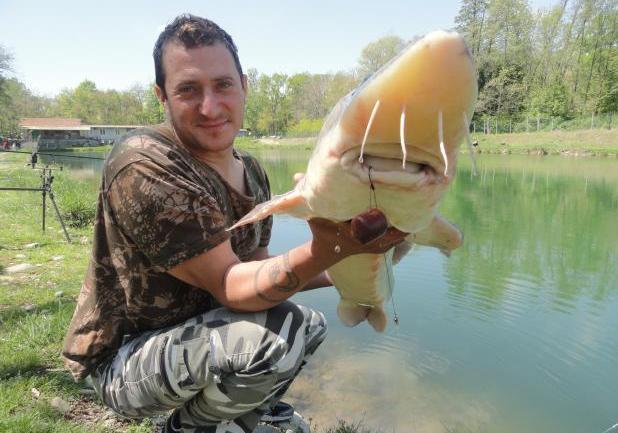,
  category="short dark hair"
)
[153,14,243,92]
